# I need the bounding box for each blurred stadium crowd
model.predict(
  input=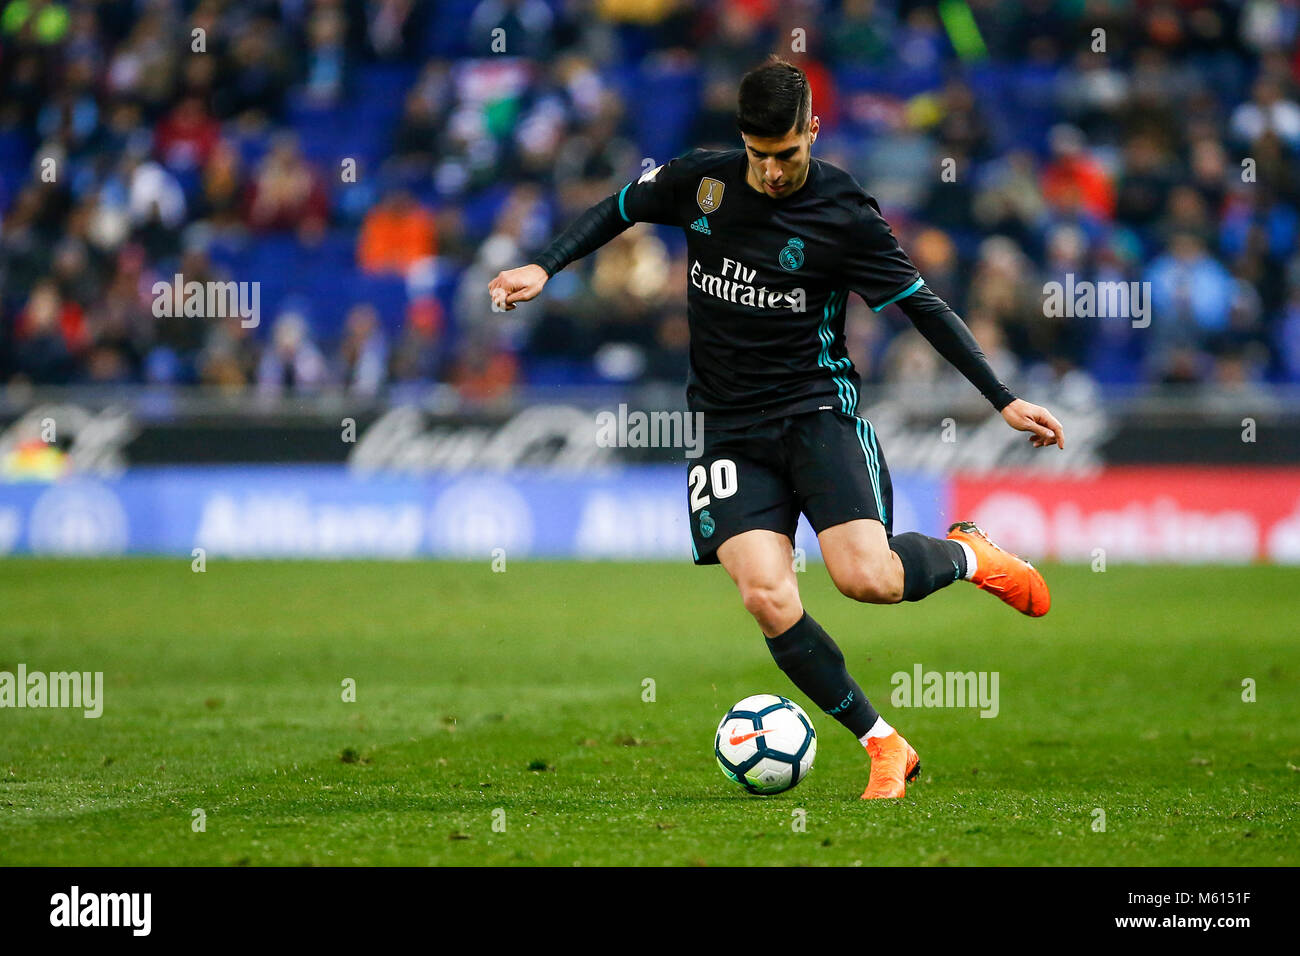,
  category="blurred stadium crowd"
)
[1,0,1299,403]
